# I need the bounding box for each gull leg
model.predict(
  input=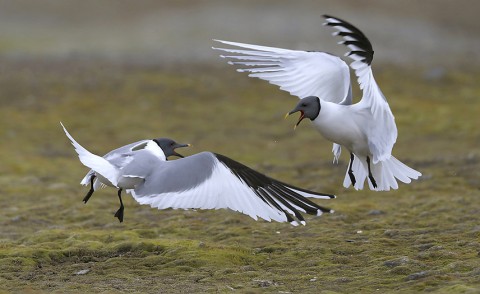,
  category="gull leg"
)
[348,153,356,186]
[83,175,96,204]
[366,156,377,188]
[114,188,124,223]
